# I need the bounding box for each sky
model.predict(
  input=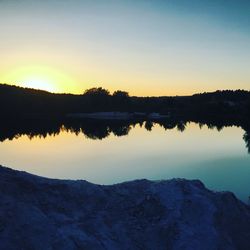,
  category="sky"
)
[0,0,249,96]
